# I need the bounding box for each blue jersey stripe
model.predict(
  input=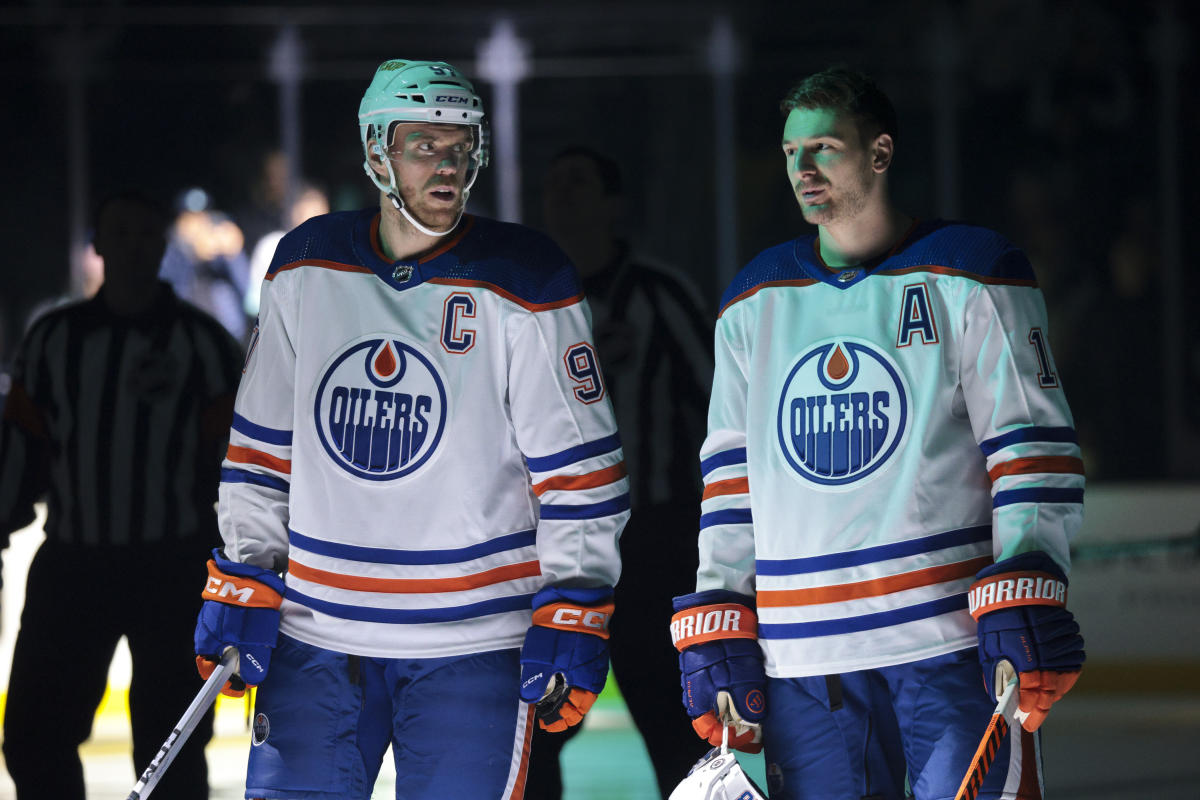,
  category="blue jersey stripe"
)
[993,487,1084,507]
[700,448,747,477]
[526,433,622,473]
[700,508,754,529]
[540,494,631,521]
[285,589,535,624]
[979,426,1076,456]
[220,467,289,493]
[232,412,293,446]
[288,528,537,565]
[756,525,990,576]
[759,593,968,639]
